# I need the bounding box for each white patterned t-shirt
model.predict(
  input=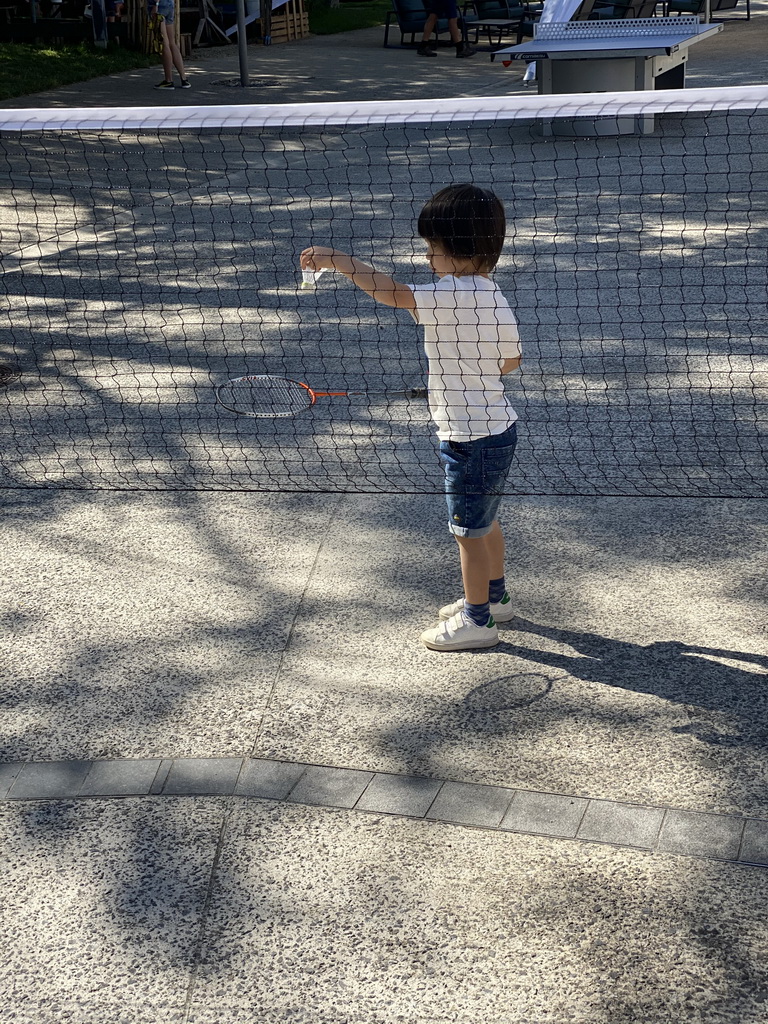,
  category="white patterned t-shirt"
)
[409,274,521,441]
